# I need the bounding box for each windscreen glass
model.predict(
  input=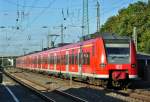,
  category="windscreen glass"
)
[105,43,130,64]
